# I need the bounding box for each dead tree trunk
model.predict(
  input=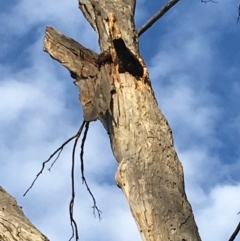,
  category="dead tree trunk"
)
[43,0,202,240]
